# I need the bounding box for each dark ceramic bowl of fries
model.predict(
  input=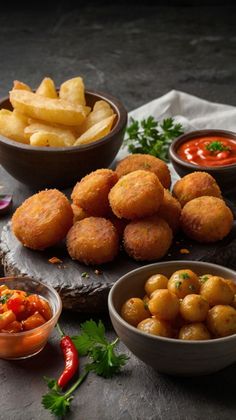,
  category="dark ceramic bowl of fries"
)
[0,84,127,189]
